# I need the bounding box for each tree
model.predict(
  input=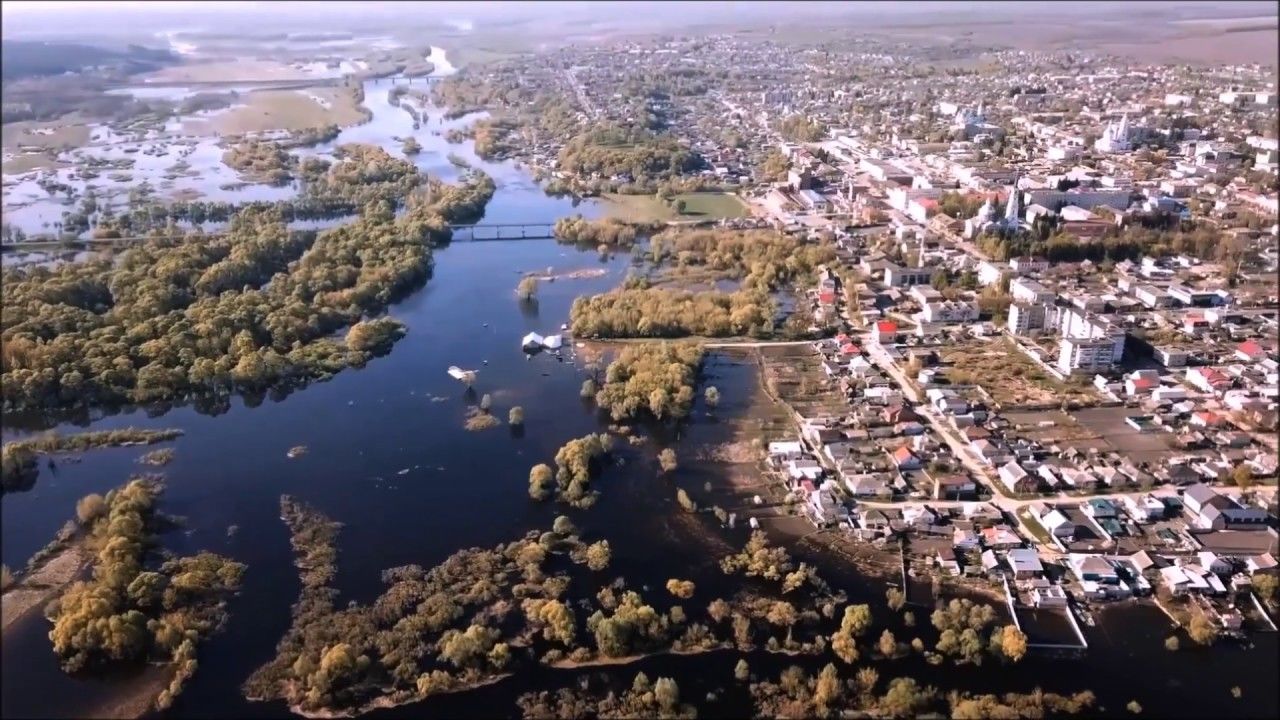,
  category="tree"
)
[75,493,107,525]
[831,631,859,664]
[1127,700,1142,714]
[1,564,12,591]
[658,448,679,474]
[879,629,898,658]
[1164,635,1180,652]
[508,406,524,425]
[516,276,539,300]
[855,667,879,698]
[528,464,554,500]
[814,663,842,711]
[580,378,598,398]
[676,488,696,512]
[842,604,873,637]
[480,393,493,411]
[674,199,687,215]
[704,385,720,407]
[886,587,905,611]
[585,540,611,571]
[1252,573,1277,604]
[1231,464,1254,489]
[552,515,576,536]
[666,579,696,599]
[880,677,932,719]
[999,625,1027,662]
[653,677,680,712]
[766,601,798,628]
[734,658,750,682]
[1187,614,1218,646]
[708,598,731,623]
